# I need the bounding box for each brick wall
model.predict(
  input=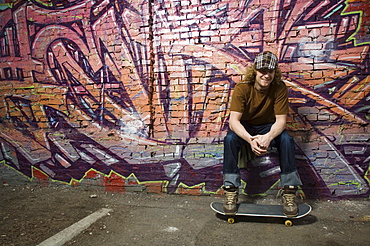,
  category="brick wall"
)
[0,0,369,198]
